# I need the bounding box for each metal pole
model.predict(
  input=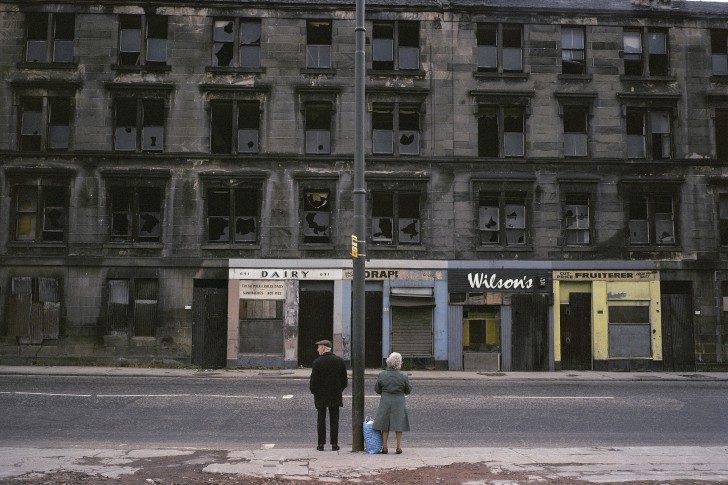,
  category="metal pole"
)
[351,0,367,452]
